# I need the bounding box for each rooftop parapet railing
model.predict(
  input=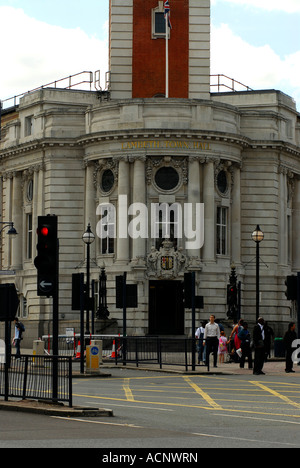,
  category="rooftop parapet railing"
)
[1,71,252,111]
[0,70,107,111]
